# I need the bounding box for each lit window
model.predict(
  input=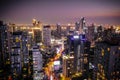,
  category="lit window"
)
[101,49,104,56]
[67,67,70,69]
[84,58,88,63]
[113,52,115,55]
[107,48,110,51]
[118,47,120,50]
